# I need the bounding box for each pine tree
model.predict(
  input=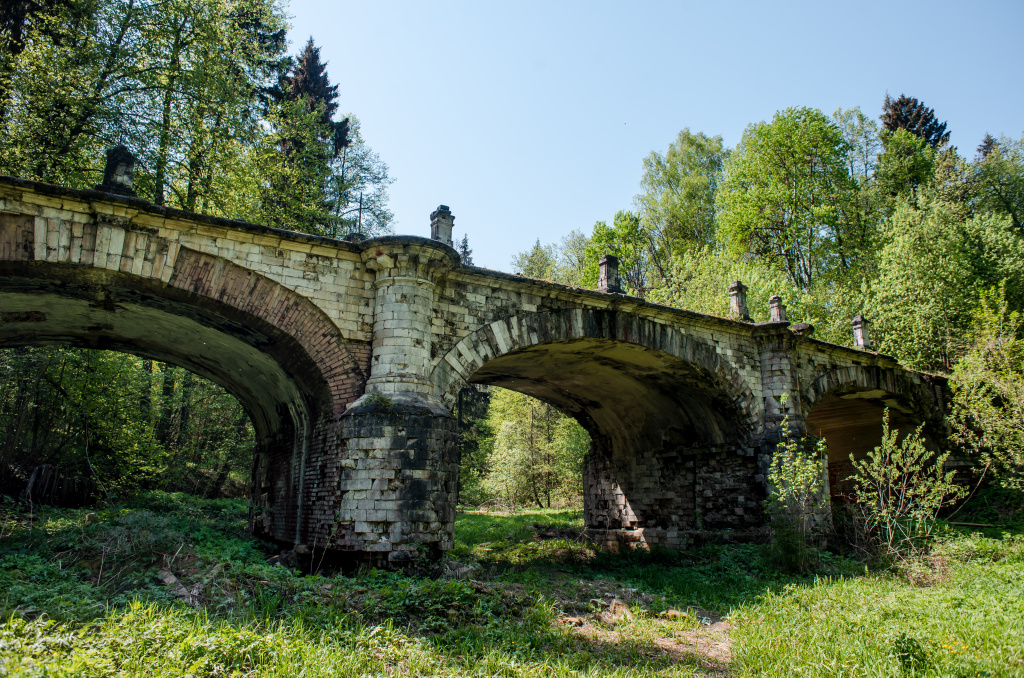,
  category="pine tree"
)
[278,37,349,157]
[881,94,950,148]
[978,133,998,160]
